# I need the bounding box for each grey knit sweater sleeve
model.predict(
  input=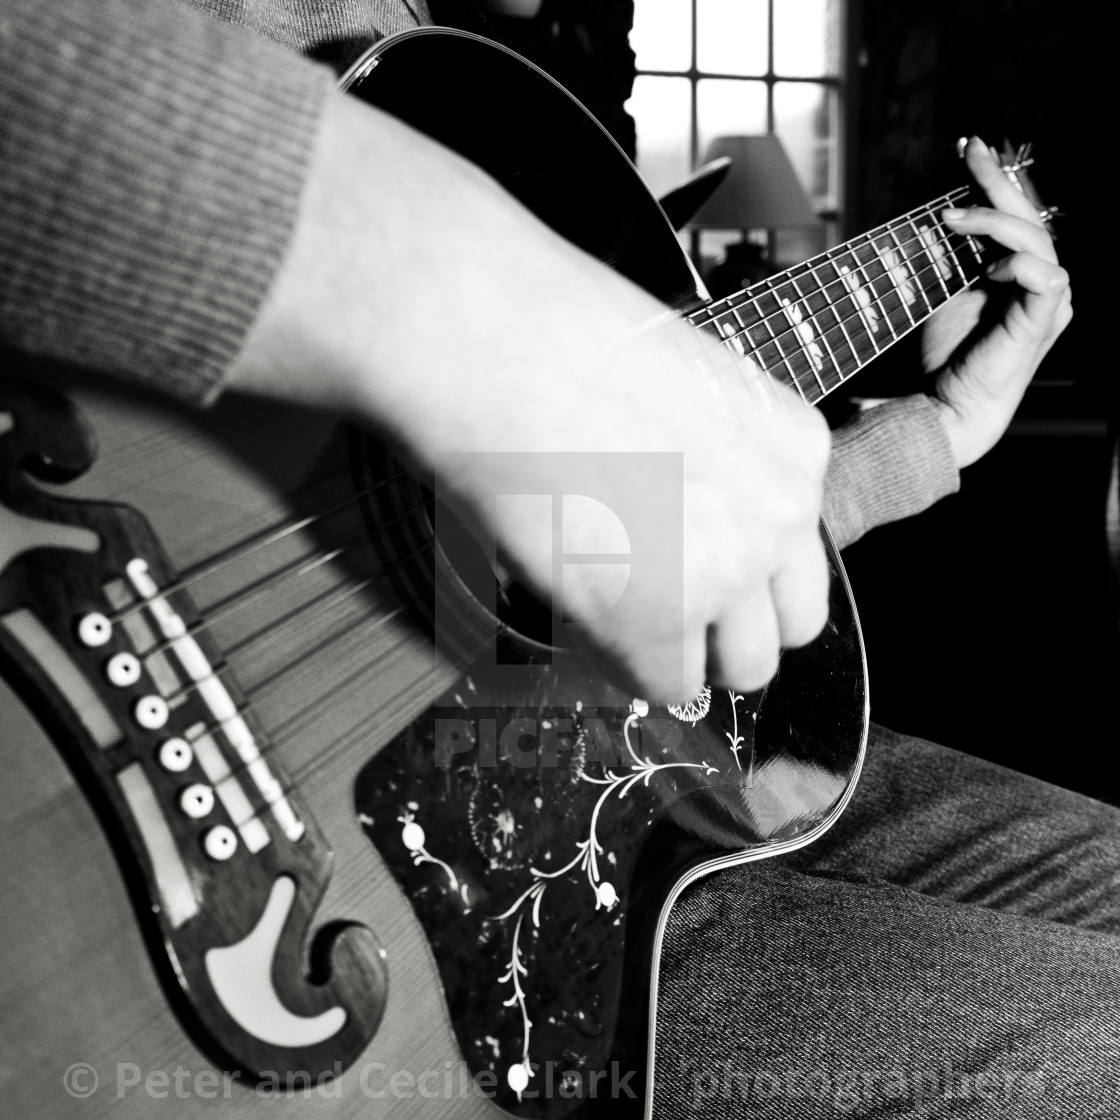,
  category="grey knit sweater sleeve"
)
[822,393,960,549]
[0,0,336,404]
